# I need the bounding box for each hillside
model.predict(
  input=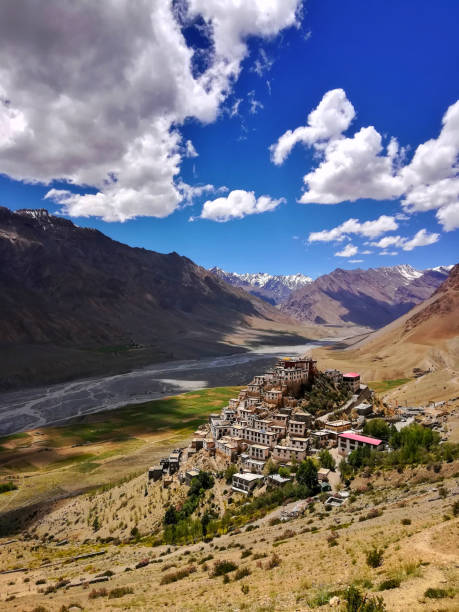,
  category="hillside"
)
[312,264,459,402]
[209,267,313,305]
[0,208,317,388]
[281,265,451,329]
